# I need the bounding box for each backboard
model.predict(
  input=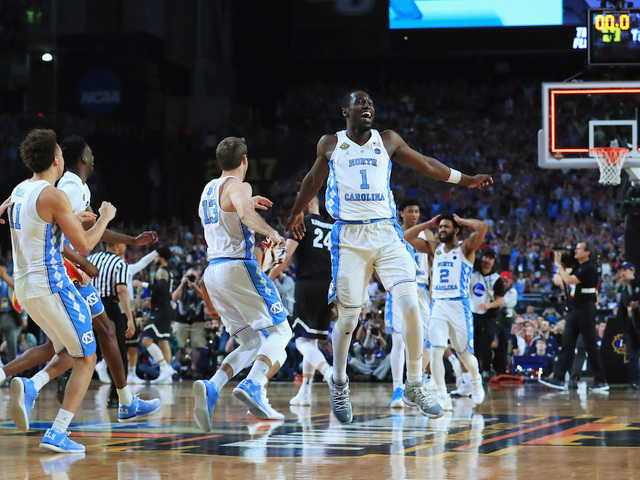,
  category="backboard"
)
[538,81,640,170]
